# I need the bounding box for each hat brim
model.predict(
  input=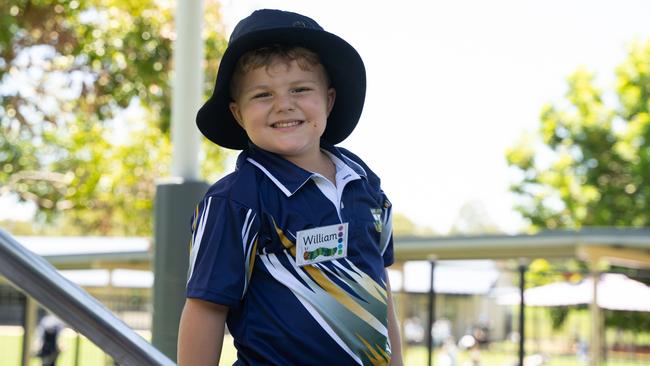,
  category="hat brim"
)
[196,27,366,150]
